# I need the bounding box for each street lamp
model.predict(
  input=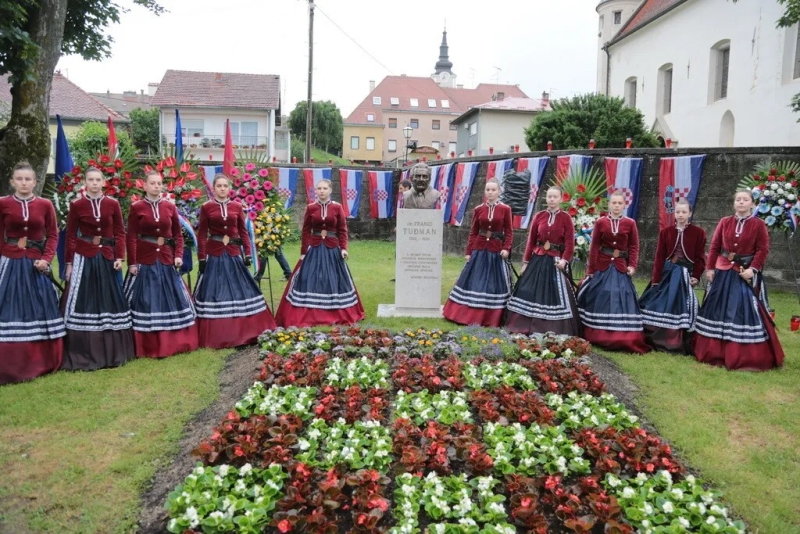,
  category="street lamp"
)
[403,124,413,166]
